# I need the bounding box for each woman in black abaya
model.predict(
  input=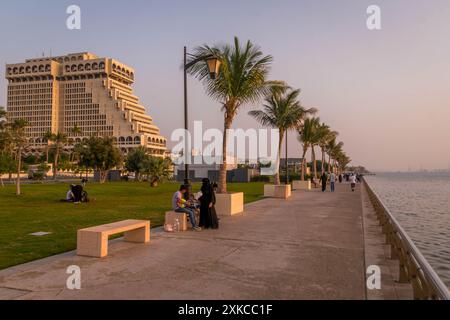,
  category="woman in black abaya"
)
[199,178,219,229]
